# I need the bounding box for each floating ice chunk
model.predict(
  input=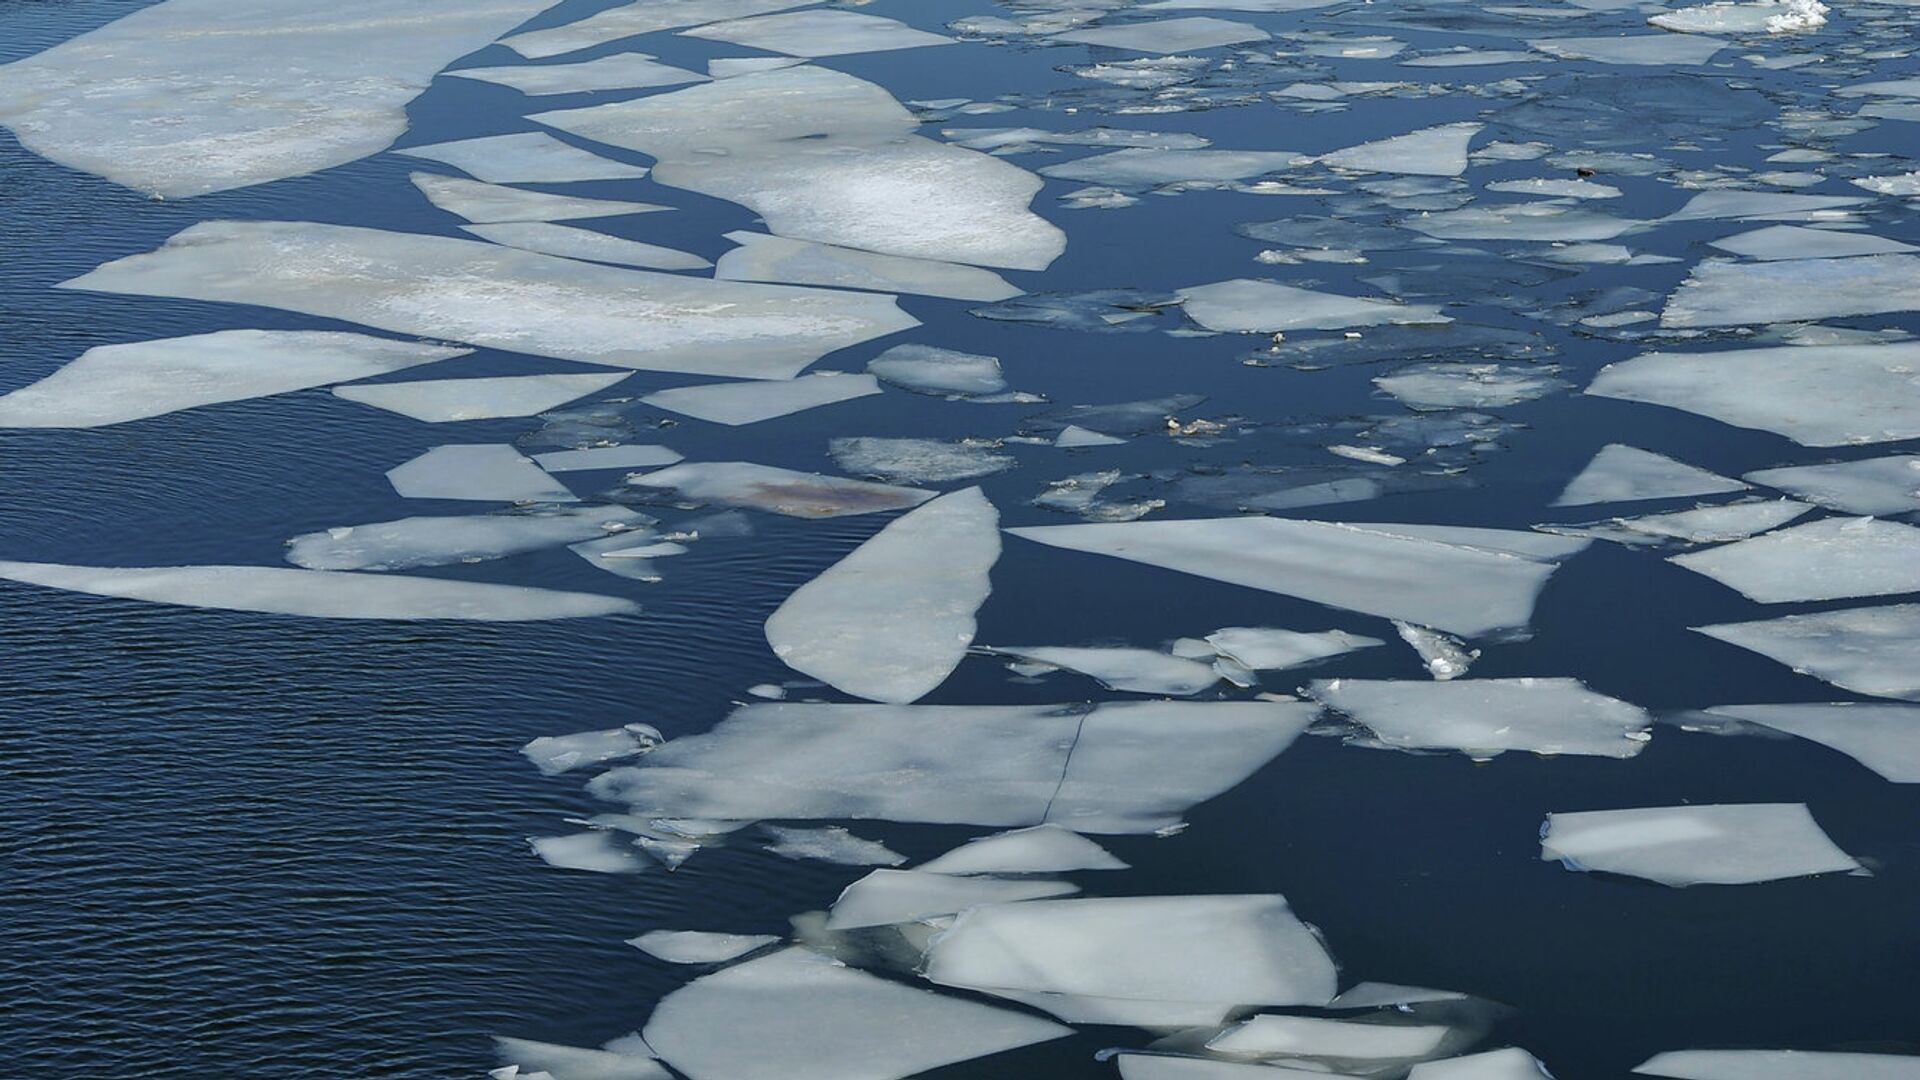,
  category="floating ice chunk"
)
[523,724,660,776]
[1205,627,1384,670]
[1587,343,1920,446]
[1056,424,1127,447]
[1554,445,1747,506]
[633,463,934,518]
[569,532,673,582]
[683,10,953,56]
[1409,1048,1553,1079]
[1179,279,1448,333]
[1661,255,1920,328]
[1010,518,1583,638]
[761,825,907,866]
[531,831,649,874]
[1311,677,1652,758]
[1747,456,1920,515]
[1650,1,1825,34]
[1040,149,1300,187]
[1208,1015,1450,1060]
[338,373,631,423]
[1708,225,1917,261]
[1115,1055,1343,1080]
[1664,191,1867,222]
[1395,622,1477,680]
[1699,605,1920,701]
[1855,172,1920,198]
[829,438,1017,484]
[534,446,684,473]
[1561,500,1814,545]
[494,1037,670,1080]
[64,222,917,381]
[286,507,637,571]
[1375,363,1566,411]
[764,488,996,702]
[641,374,881,426]
[462,223,711,271]
[1540,804,1861,885]
[445,55,709,95]
[1670,517,1920,602]
[946,127,1211,153]
[1635,1049,1920,1078]
[1054,17,1271,53]
[1033,470,1163,523]
[1704,702,1920,782]
[0,0,556,198]
[503,0,810,58]
[867,345,1008,397]
[398,132,648,184]
[826,869,1078,929]
[1531,34,1729,64]
[412,174,668,224]
[0,330,466,429]
[918,825,1128,874]
[984,646,1221,695]
[1330,983,1470,1008]
[388,444,578,502]
[716,232,1020,302]
[642,948,1070,1080]
[0,562,634,621]
[628,931,780,964]
[1405,205,1642,242]
[1319,123,1482,178]
[925,894,1337,1007]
